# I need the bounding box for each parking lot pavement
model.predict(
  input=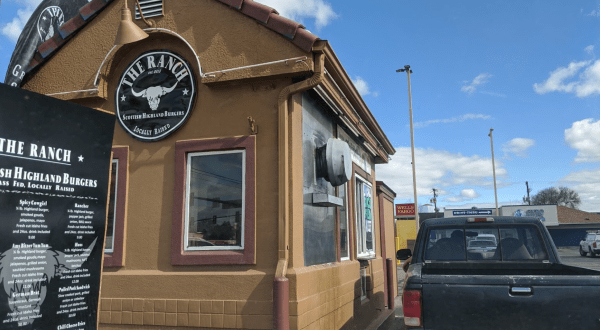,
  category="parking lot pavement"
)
[379,248,600,330]
[376,266,407,330]
[557,246,600,271]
